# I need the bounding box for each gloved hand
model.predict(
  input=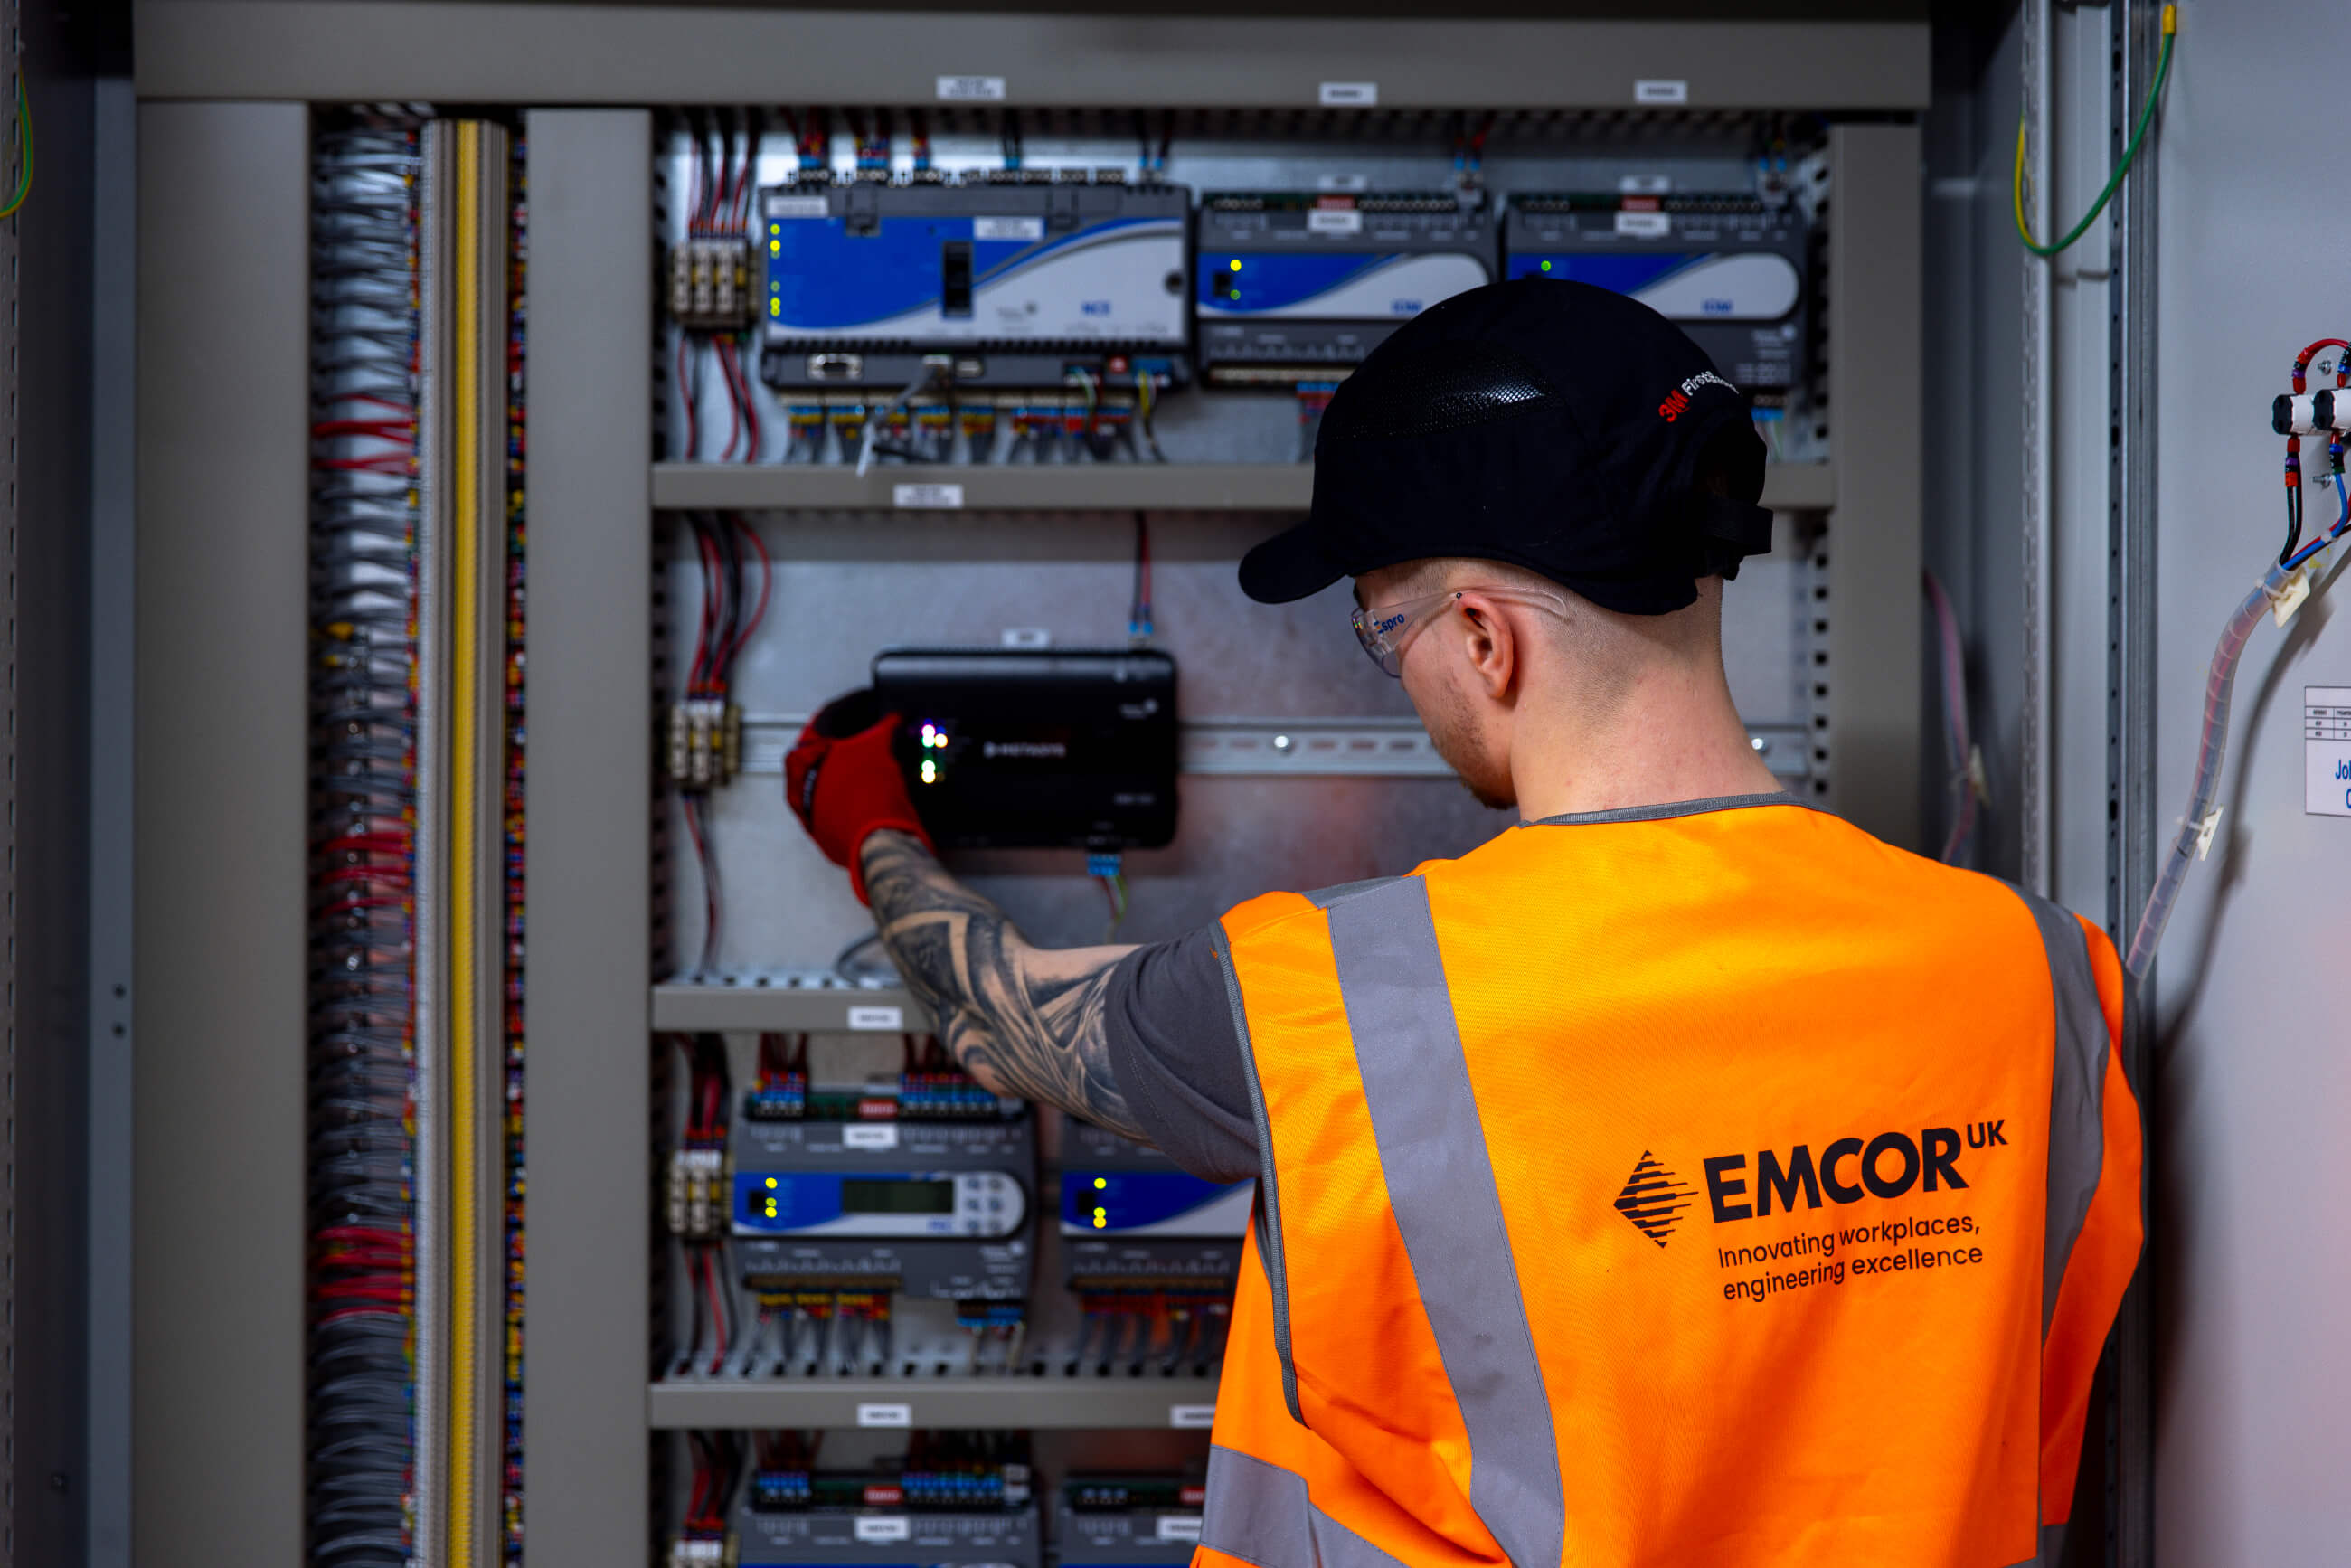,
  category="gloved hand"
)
[783,688,935,904]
